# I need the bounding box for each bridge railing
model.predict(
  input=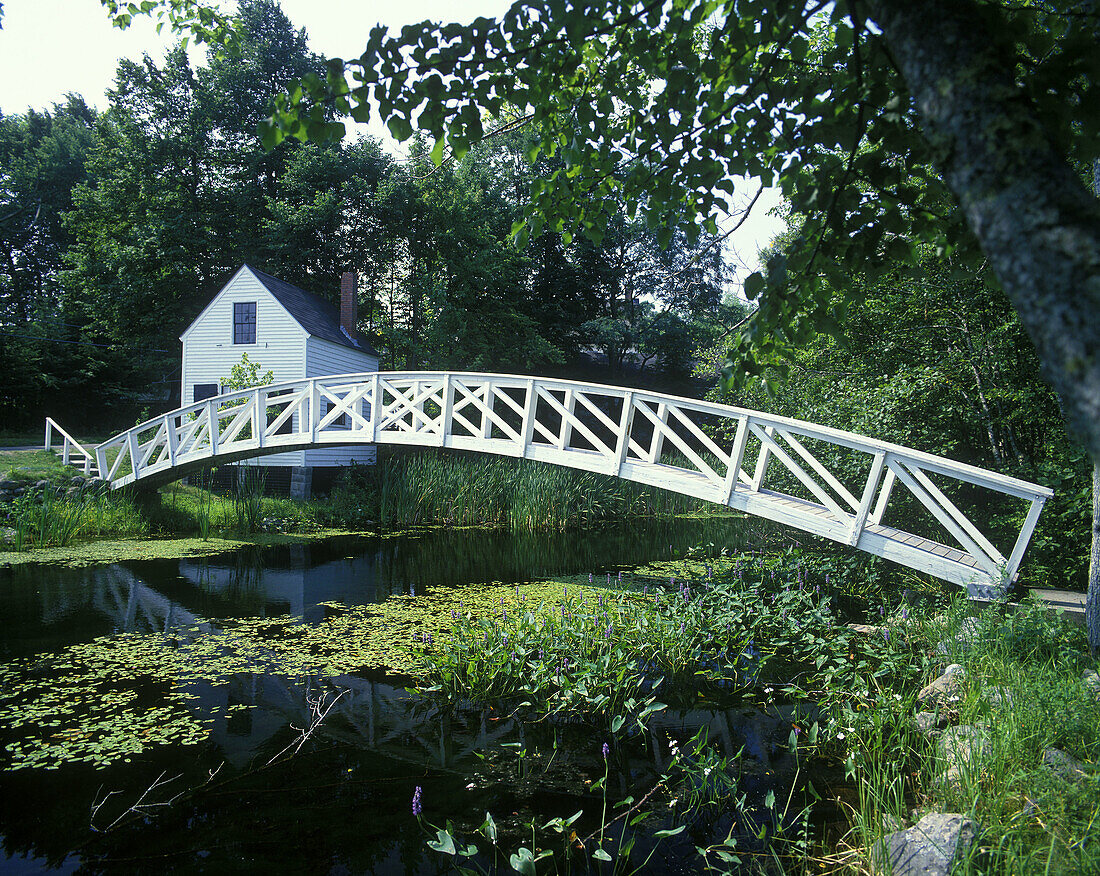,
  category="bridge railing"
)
[89,371,1053,592]
[44,416,98,476]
